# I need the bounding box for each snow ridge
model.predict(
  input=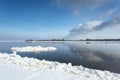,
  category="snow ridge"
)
[0,53,120,80]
